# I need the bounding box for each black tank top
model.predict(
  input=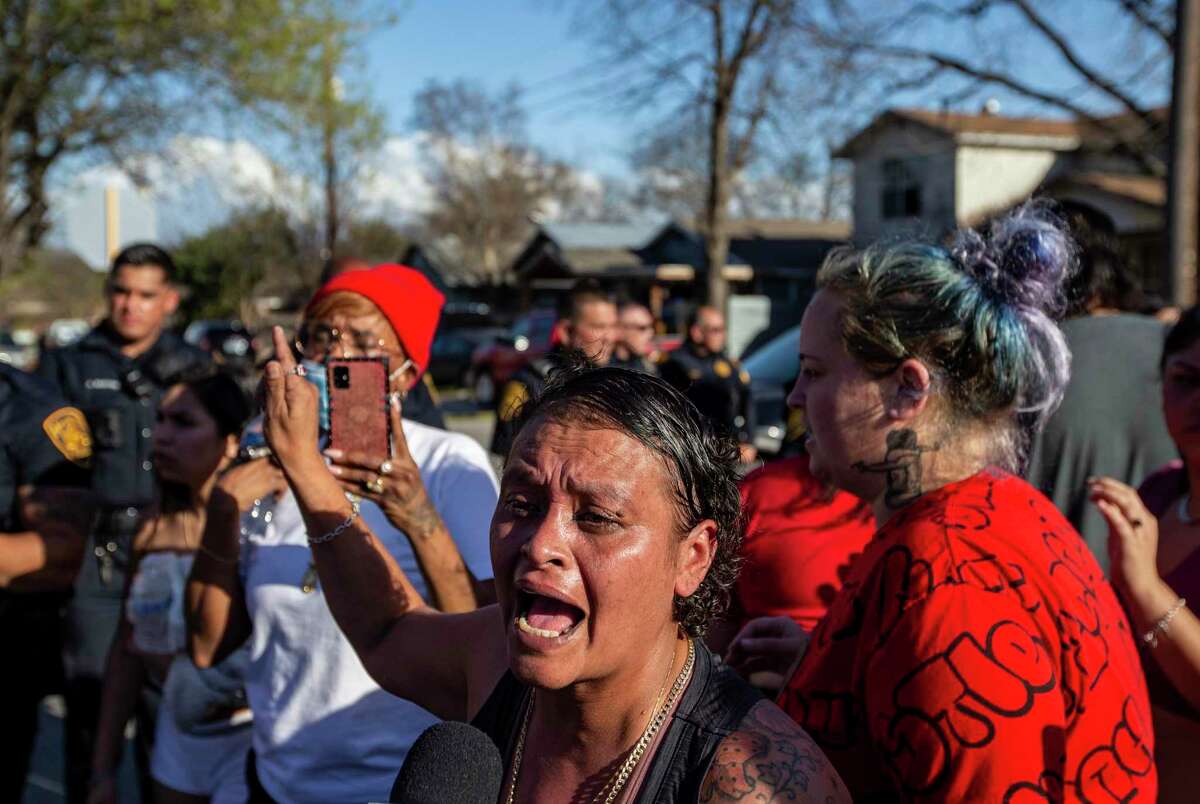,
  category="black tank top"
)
[471,640,762,803]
